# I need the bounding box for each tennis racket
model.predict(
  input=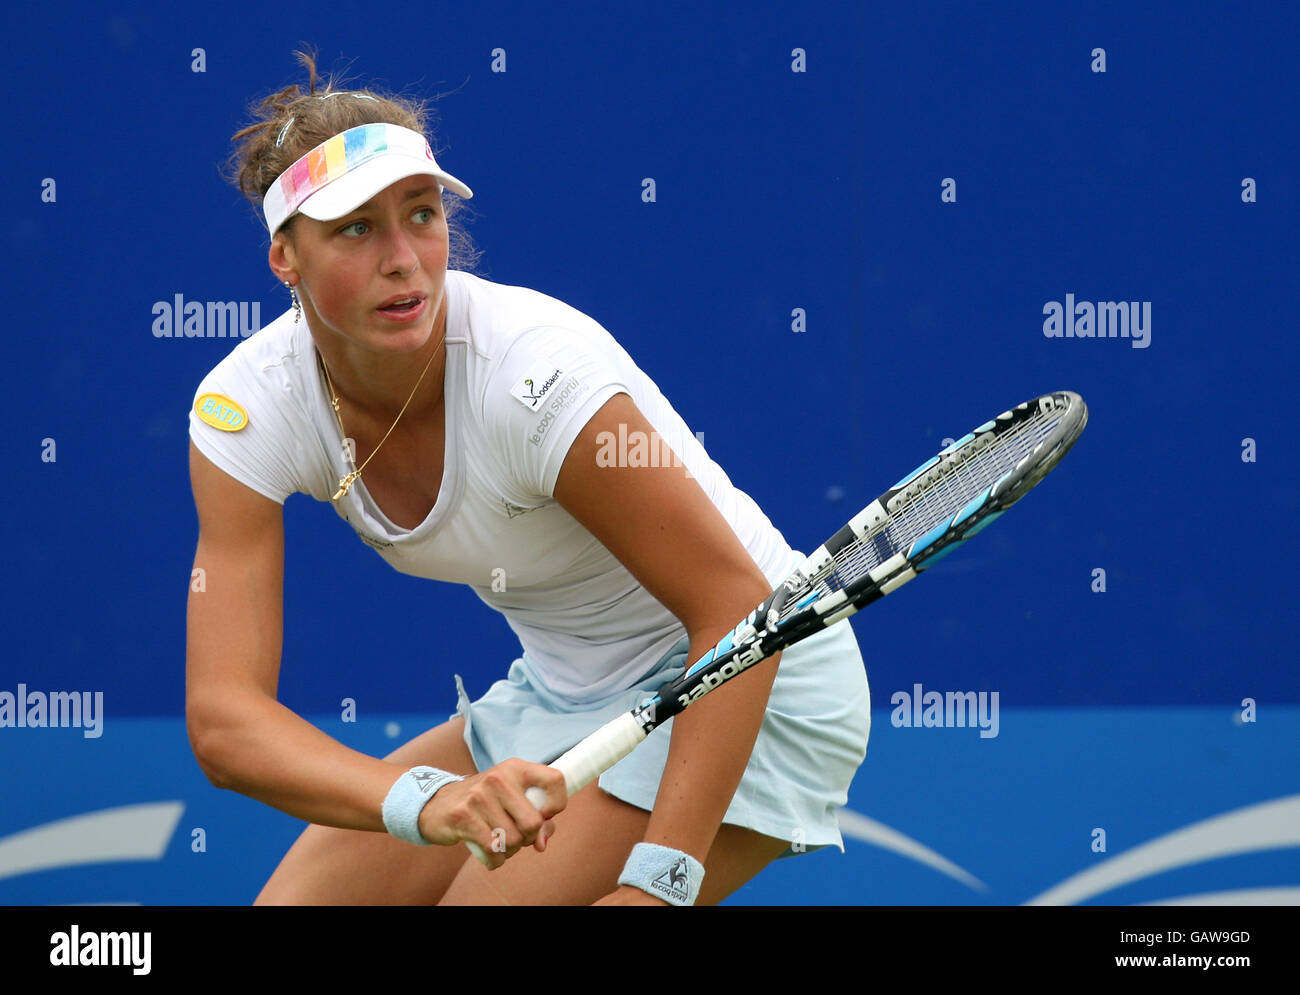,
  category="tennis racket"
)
[465,389,1087,864]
